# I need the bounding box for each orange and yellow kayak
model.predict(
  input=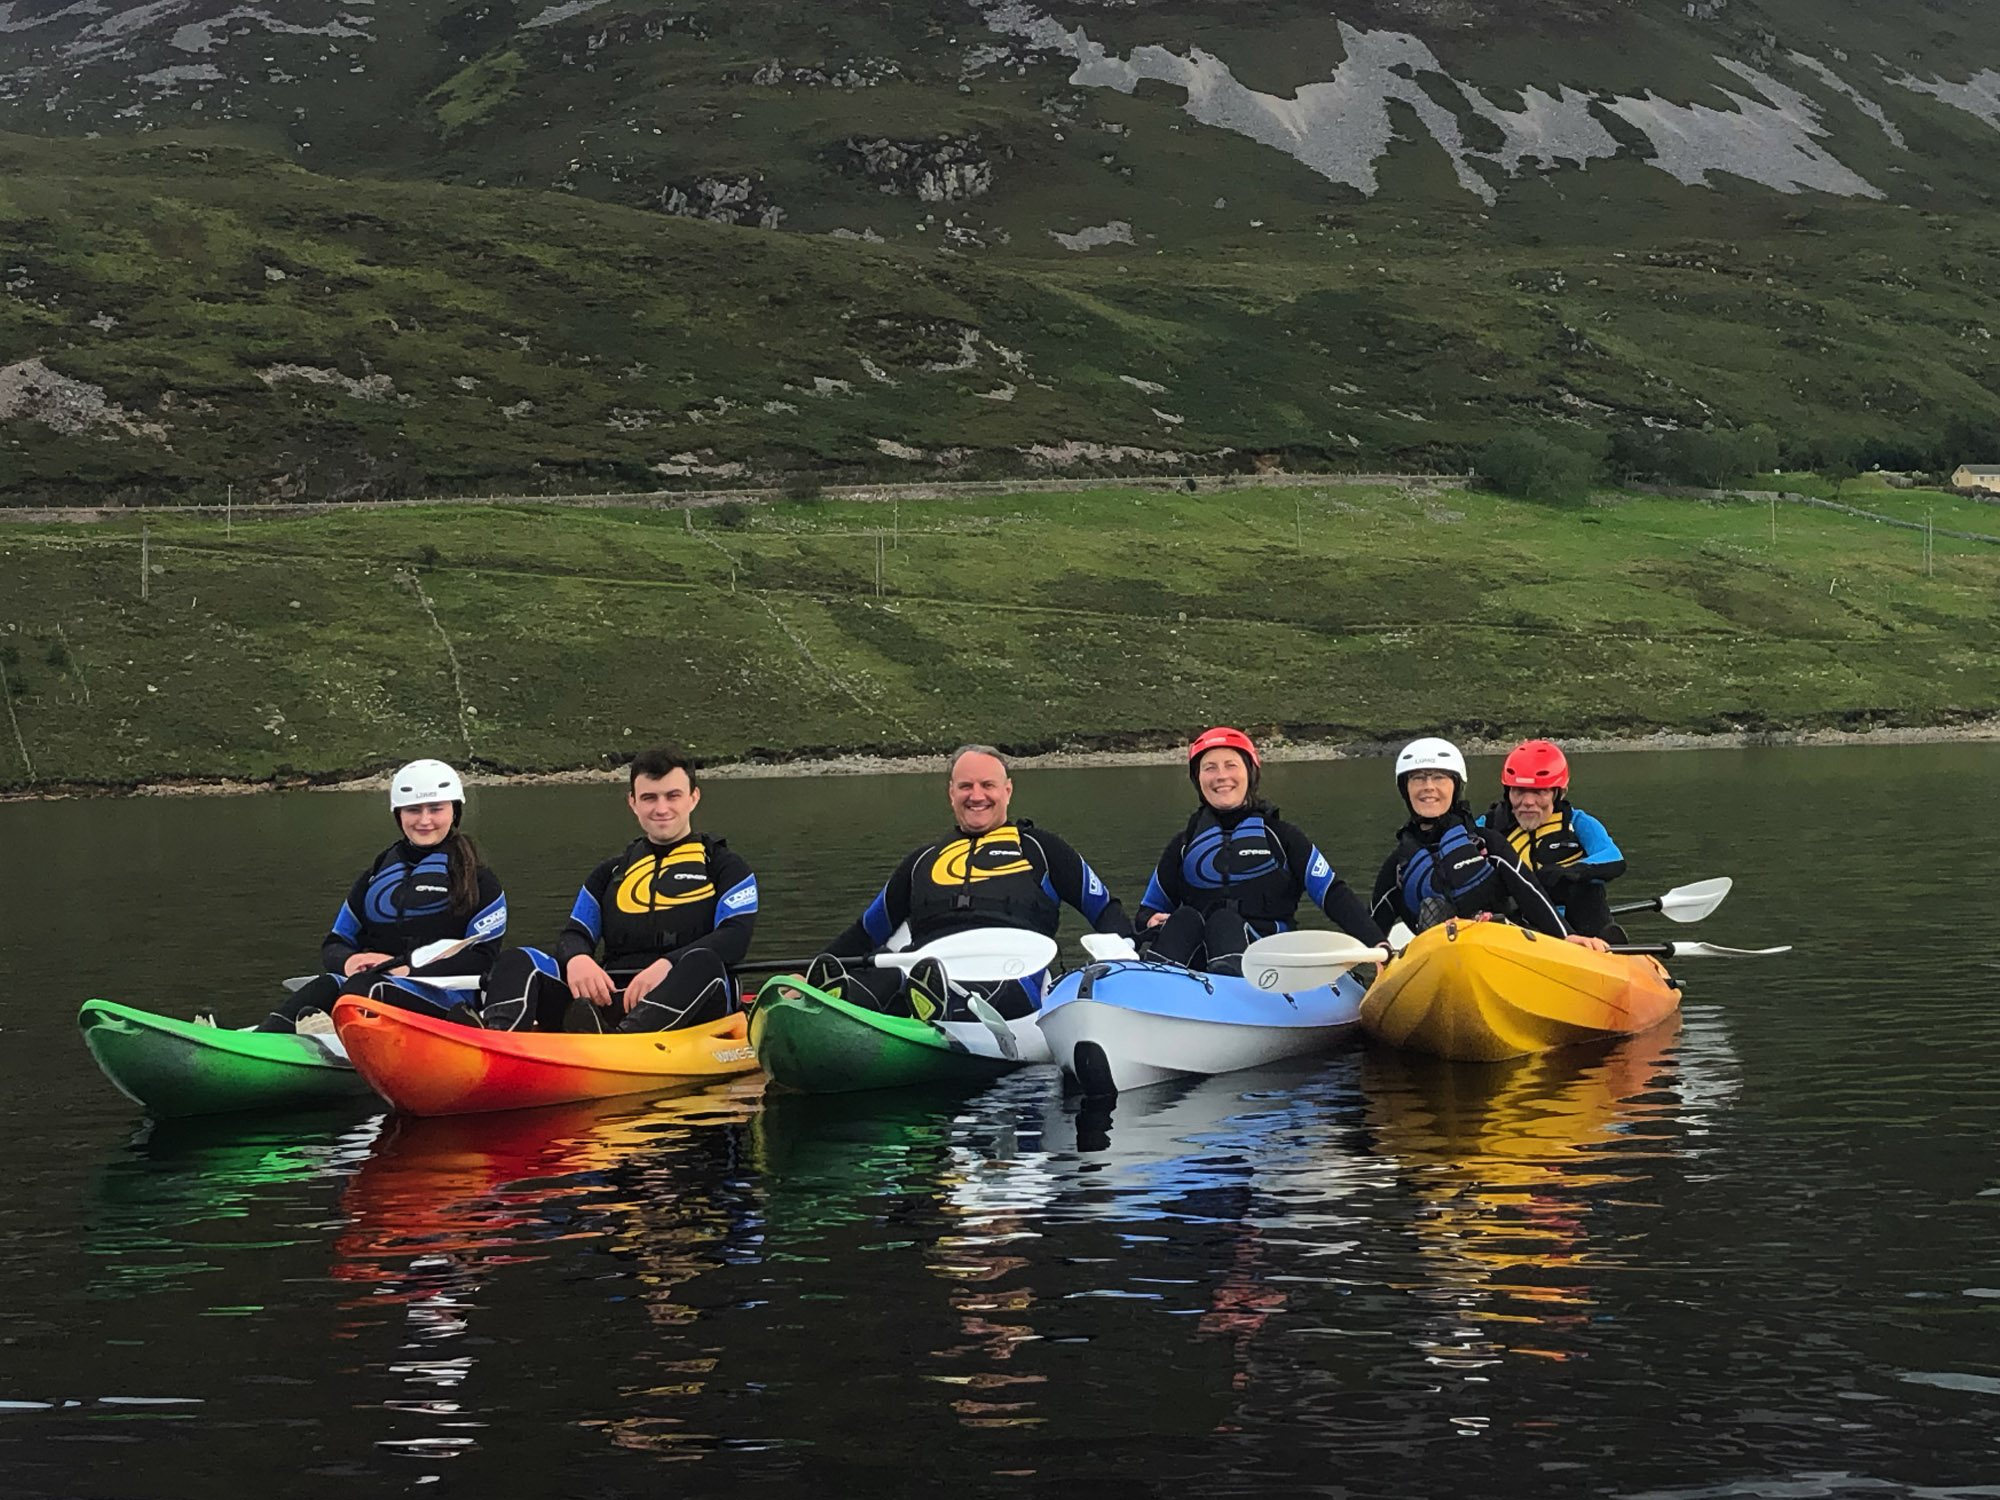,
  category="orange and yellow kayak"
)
[1361,919,1681,1062]
[332,997,761,1116]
